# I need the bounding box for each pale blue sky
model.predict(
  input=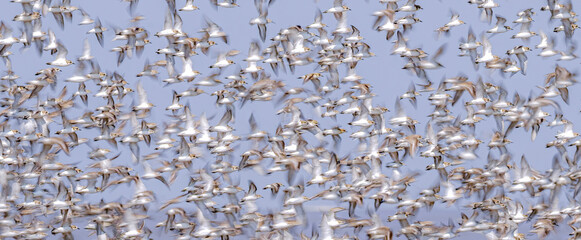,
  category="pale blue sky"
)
[1,0,580,239]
